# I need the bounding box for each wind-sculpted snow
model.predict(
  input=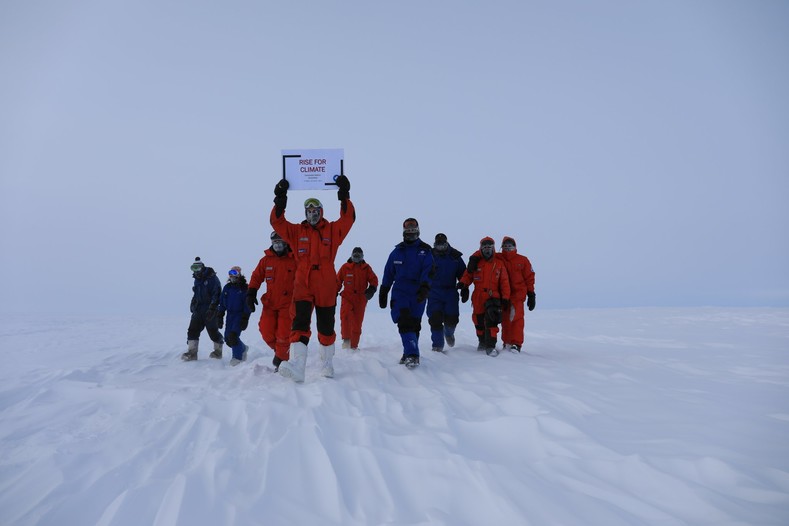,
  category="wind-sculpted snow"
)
[0,308,788,525]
